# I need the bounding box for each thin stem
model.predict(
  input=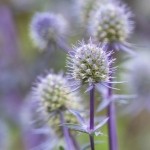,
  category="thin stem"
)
[59,111,73,150]
[107,82,118,150]
[56,38,71,52]
[70,134,80,150]
[89,87,95,150]
[89,135,95,150]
